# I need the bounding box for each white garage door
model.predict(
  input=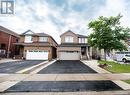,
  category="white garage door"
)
[59,51,80,60]
[26,50,48,60]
